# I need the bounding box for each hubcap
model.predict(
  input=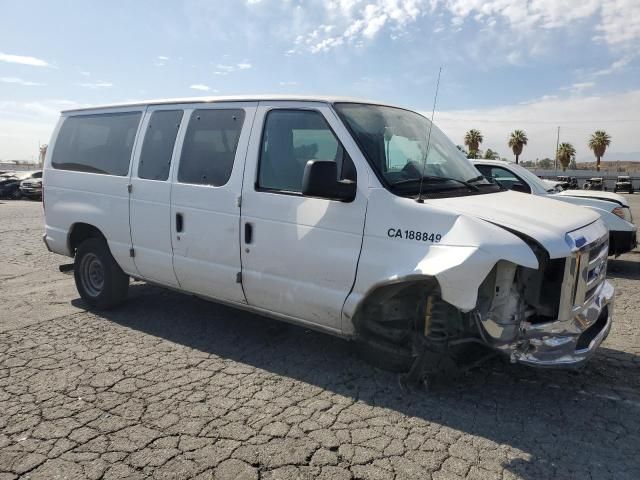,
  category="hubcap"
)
[80,253,104,297]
